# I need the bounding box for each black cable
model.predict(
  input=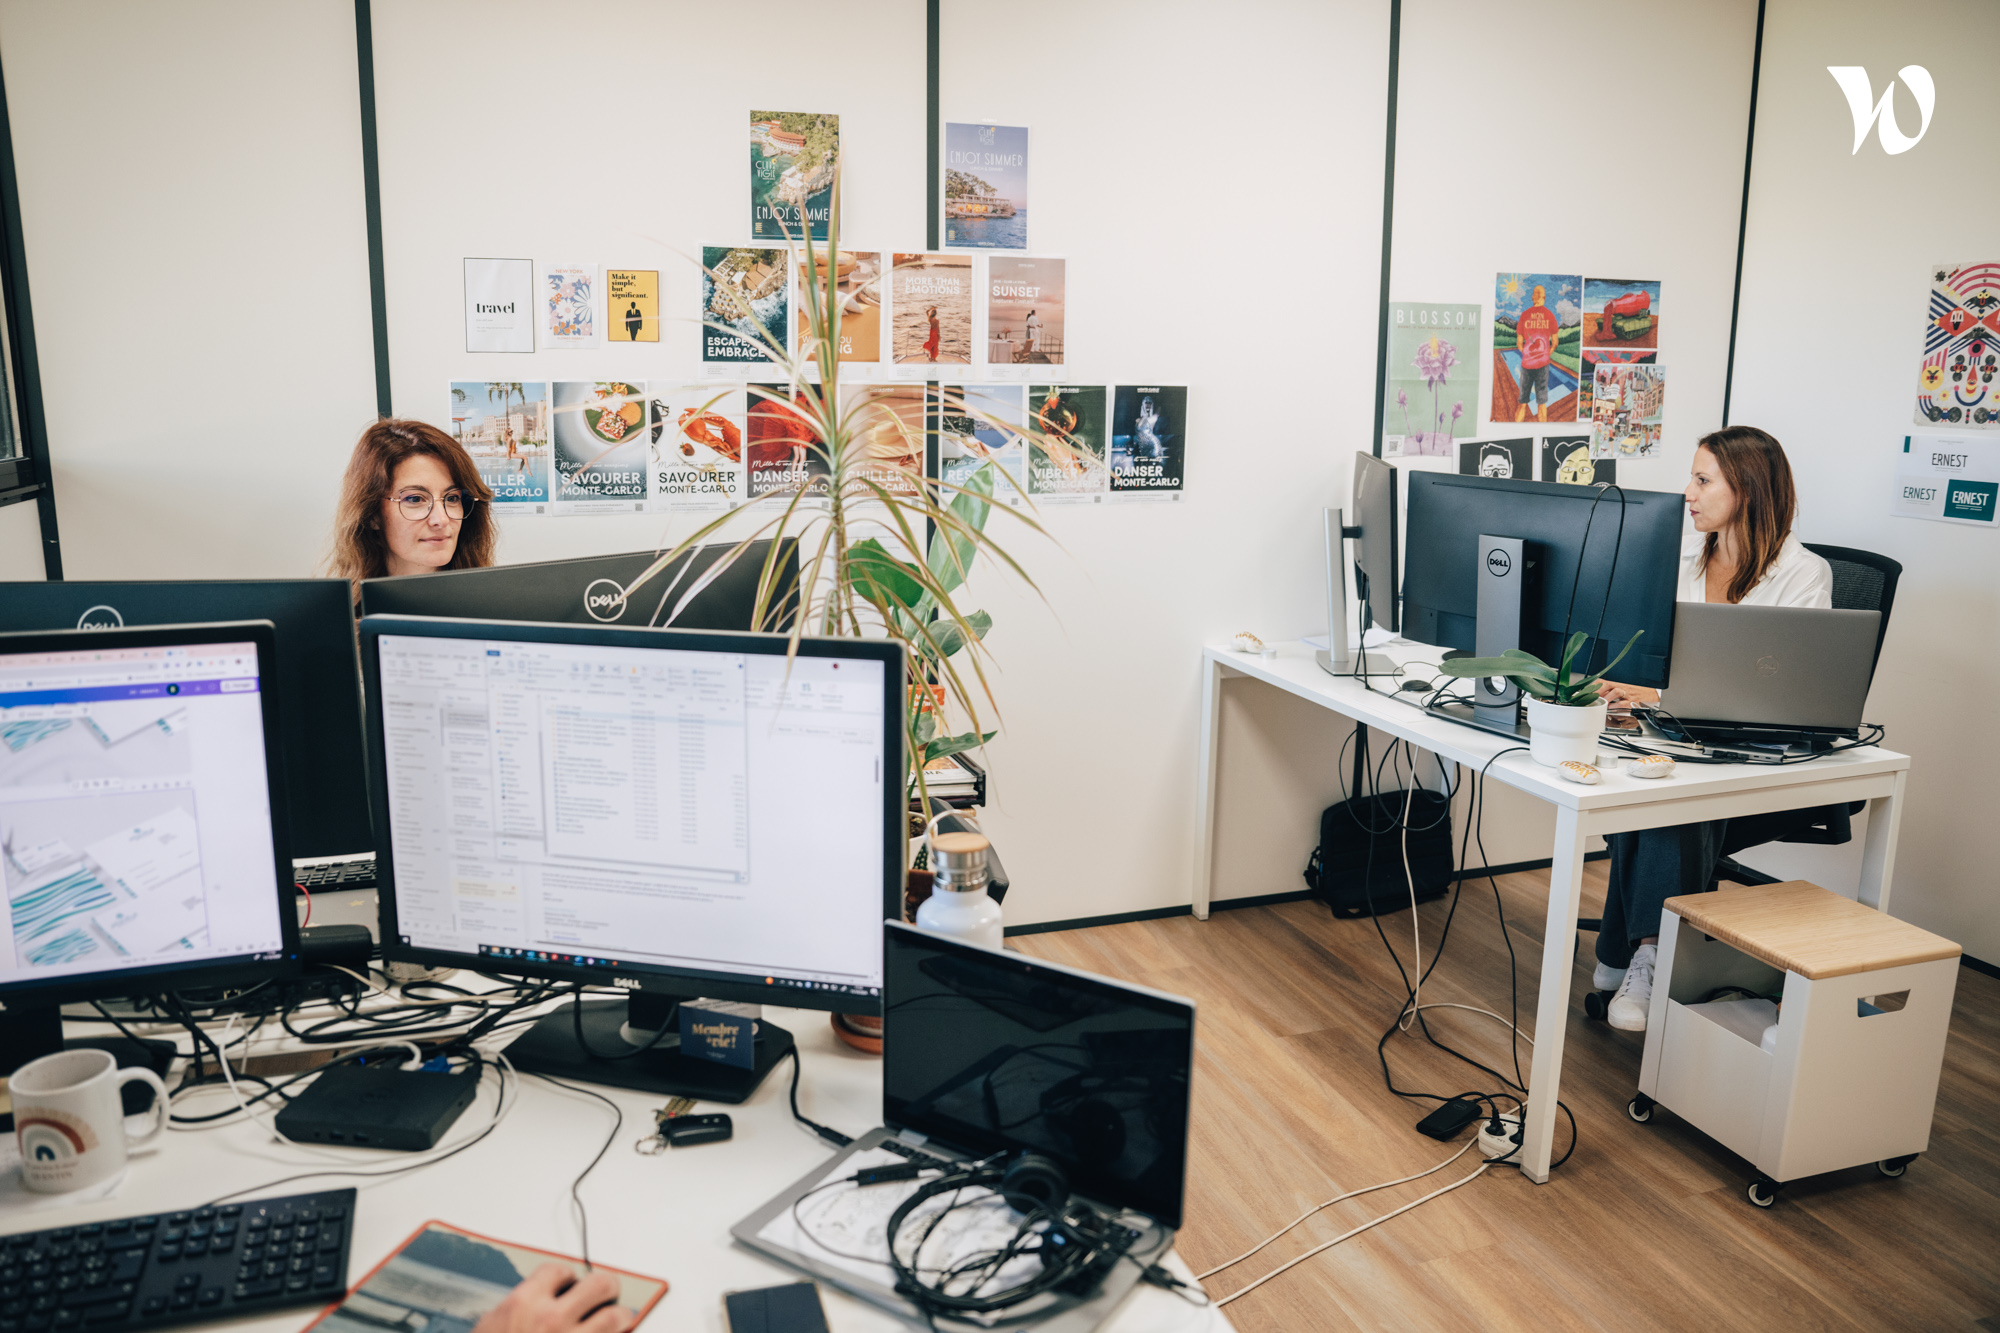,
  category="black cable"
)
[566,987,678,1060]
[1555,483,1629,684]
[524,1072,623,1270]
[785,1047,853,1147]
